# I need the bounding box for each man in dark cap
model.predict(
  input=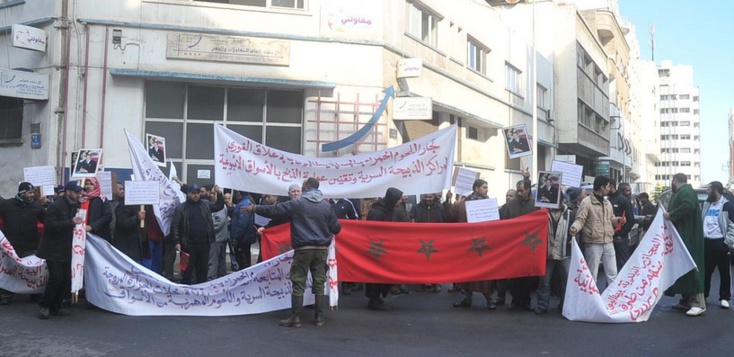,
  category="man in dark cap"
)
[0,182,45,305]
[37,181,84,319]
